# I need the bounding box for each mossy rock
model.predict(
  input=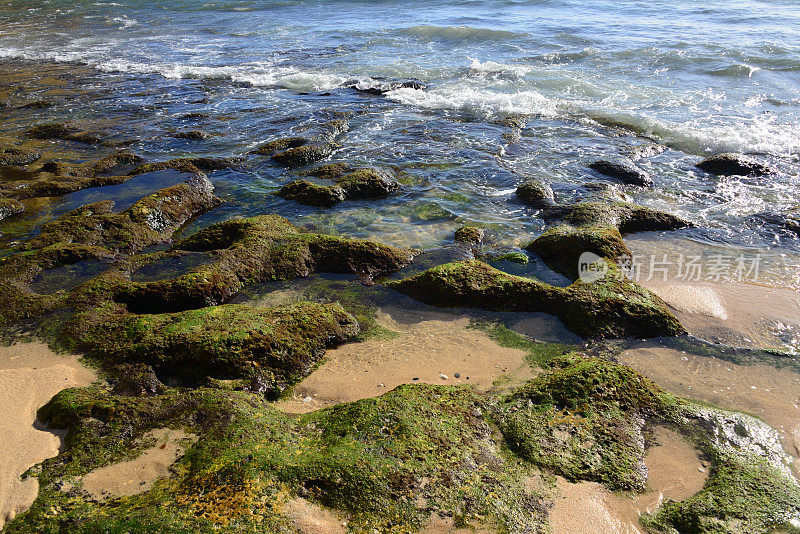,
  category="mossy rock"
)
[334,168,400,199]
[64,301,359,392]
[454,226,485,245]
[13,382,542,534]
[515,179,555,208]
[273,142,335,167]
[0,152,144,199]
[300,162,354,179]
[0,197,24,221]
[20,174,222,253]
[278,179,345,207]
[9,355,798,533]
[530,201,691,280]
[496,355,673,490]
[115,214,414,313]
[386,260,684,339]
[527,224,630,280]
